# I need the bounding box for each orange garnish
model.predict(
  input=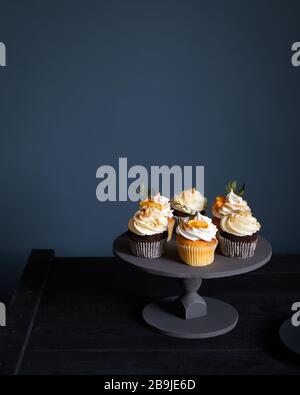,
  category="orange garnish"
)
[167,218,175,241]
[139,200,162,211]
[214,196,226,209]
[187,219,208,229]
